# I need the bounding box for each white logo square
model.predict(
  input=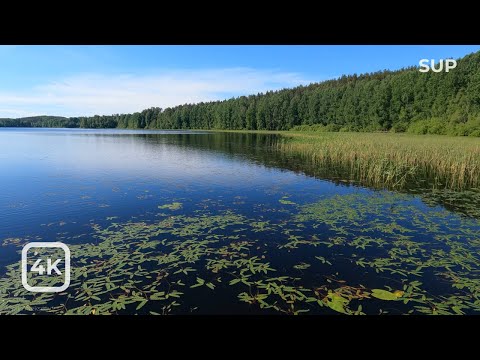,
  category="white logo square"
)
[21,242,71,293]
